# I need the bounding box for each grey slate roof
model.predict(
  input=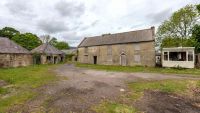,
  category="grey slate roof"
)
[31,43,64,55]
[0,37,30,54]
[78,27,155,47]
